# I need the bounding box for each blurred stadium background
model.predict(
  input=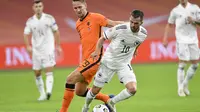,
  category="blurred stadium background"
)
[0,0,200,112]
